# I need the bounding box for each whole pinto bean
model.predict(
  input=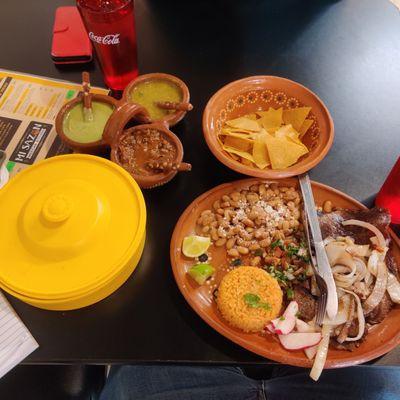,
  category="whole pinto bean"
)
[242,218,254,227]
[215,238,227,247]
[237,246,249,255]
[228,248,239,257]
[323,200,333,213]
[226,238,236,249]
